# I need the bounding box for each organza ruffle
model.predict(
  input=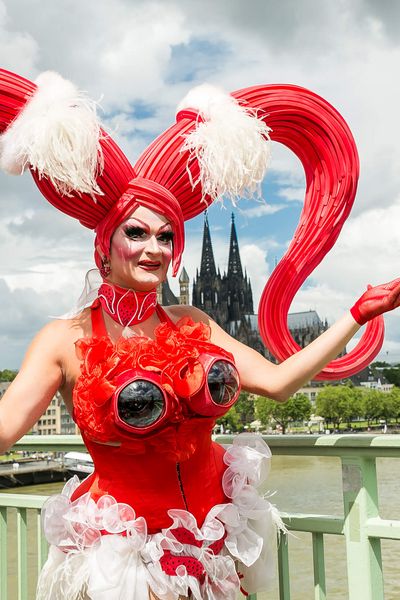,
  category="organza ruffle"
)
[37,435,284,600]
